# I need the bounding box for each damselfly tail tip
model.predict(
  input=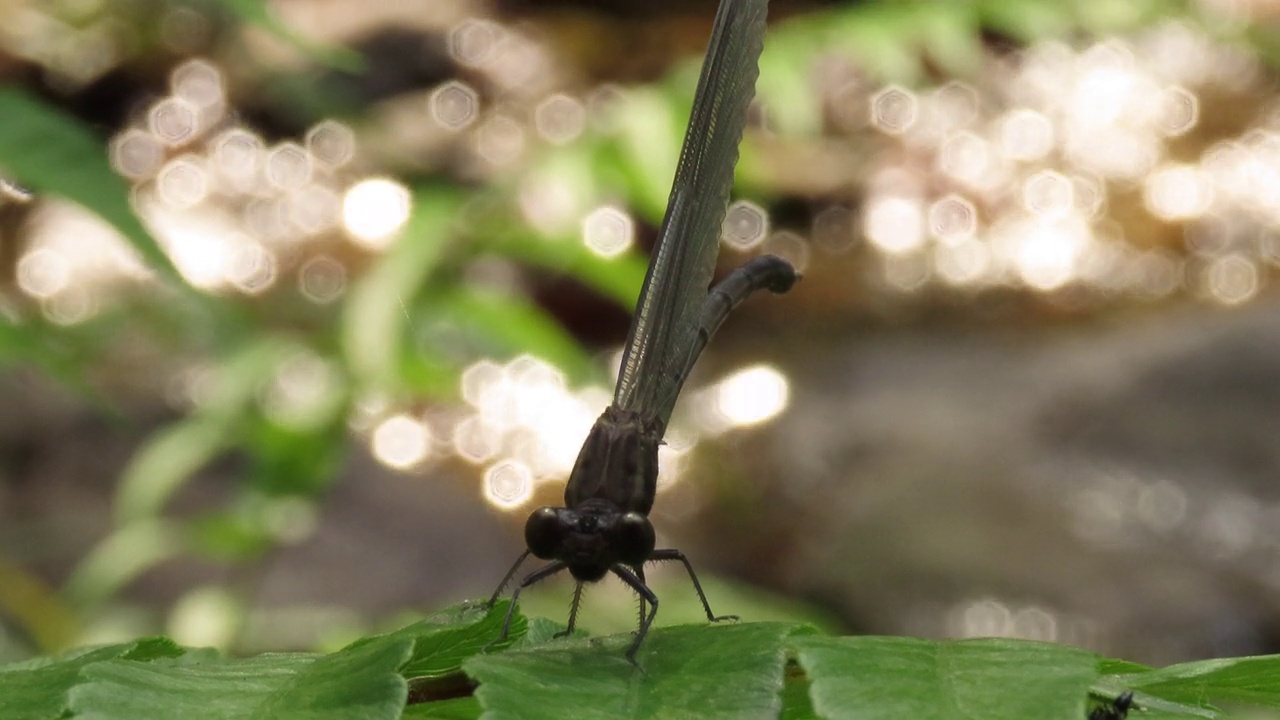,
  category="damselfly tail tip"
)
[757,254,799,293]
